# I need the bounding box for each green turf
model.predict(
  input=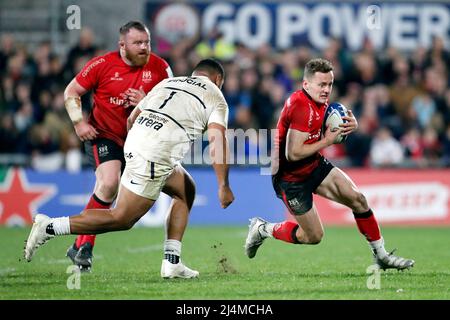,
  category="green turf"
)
[0,226,449,300]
